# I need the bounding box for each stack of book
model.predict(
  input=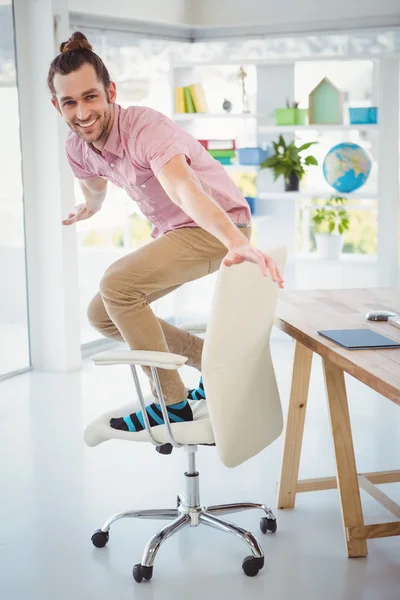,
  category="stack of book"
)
[175,84,209,113]
[198,139,237,165]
